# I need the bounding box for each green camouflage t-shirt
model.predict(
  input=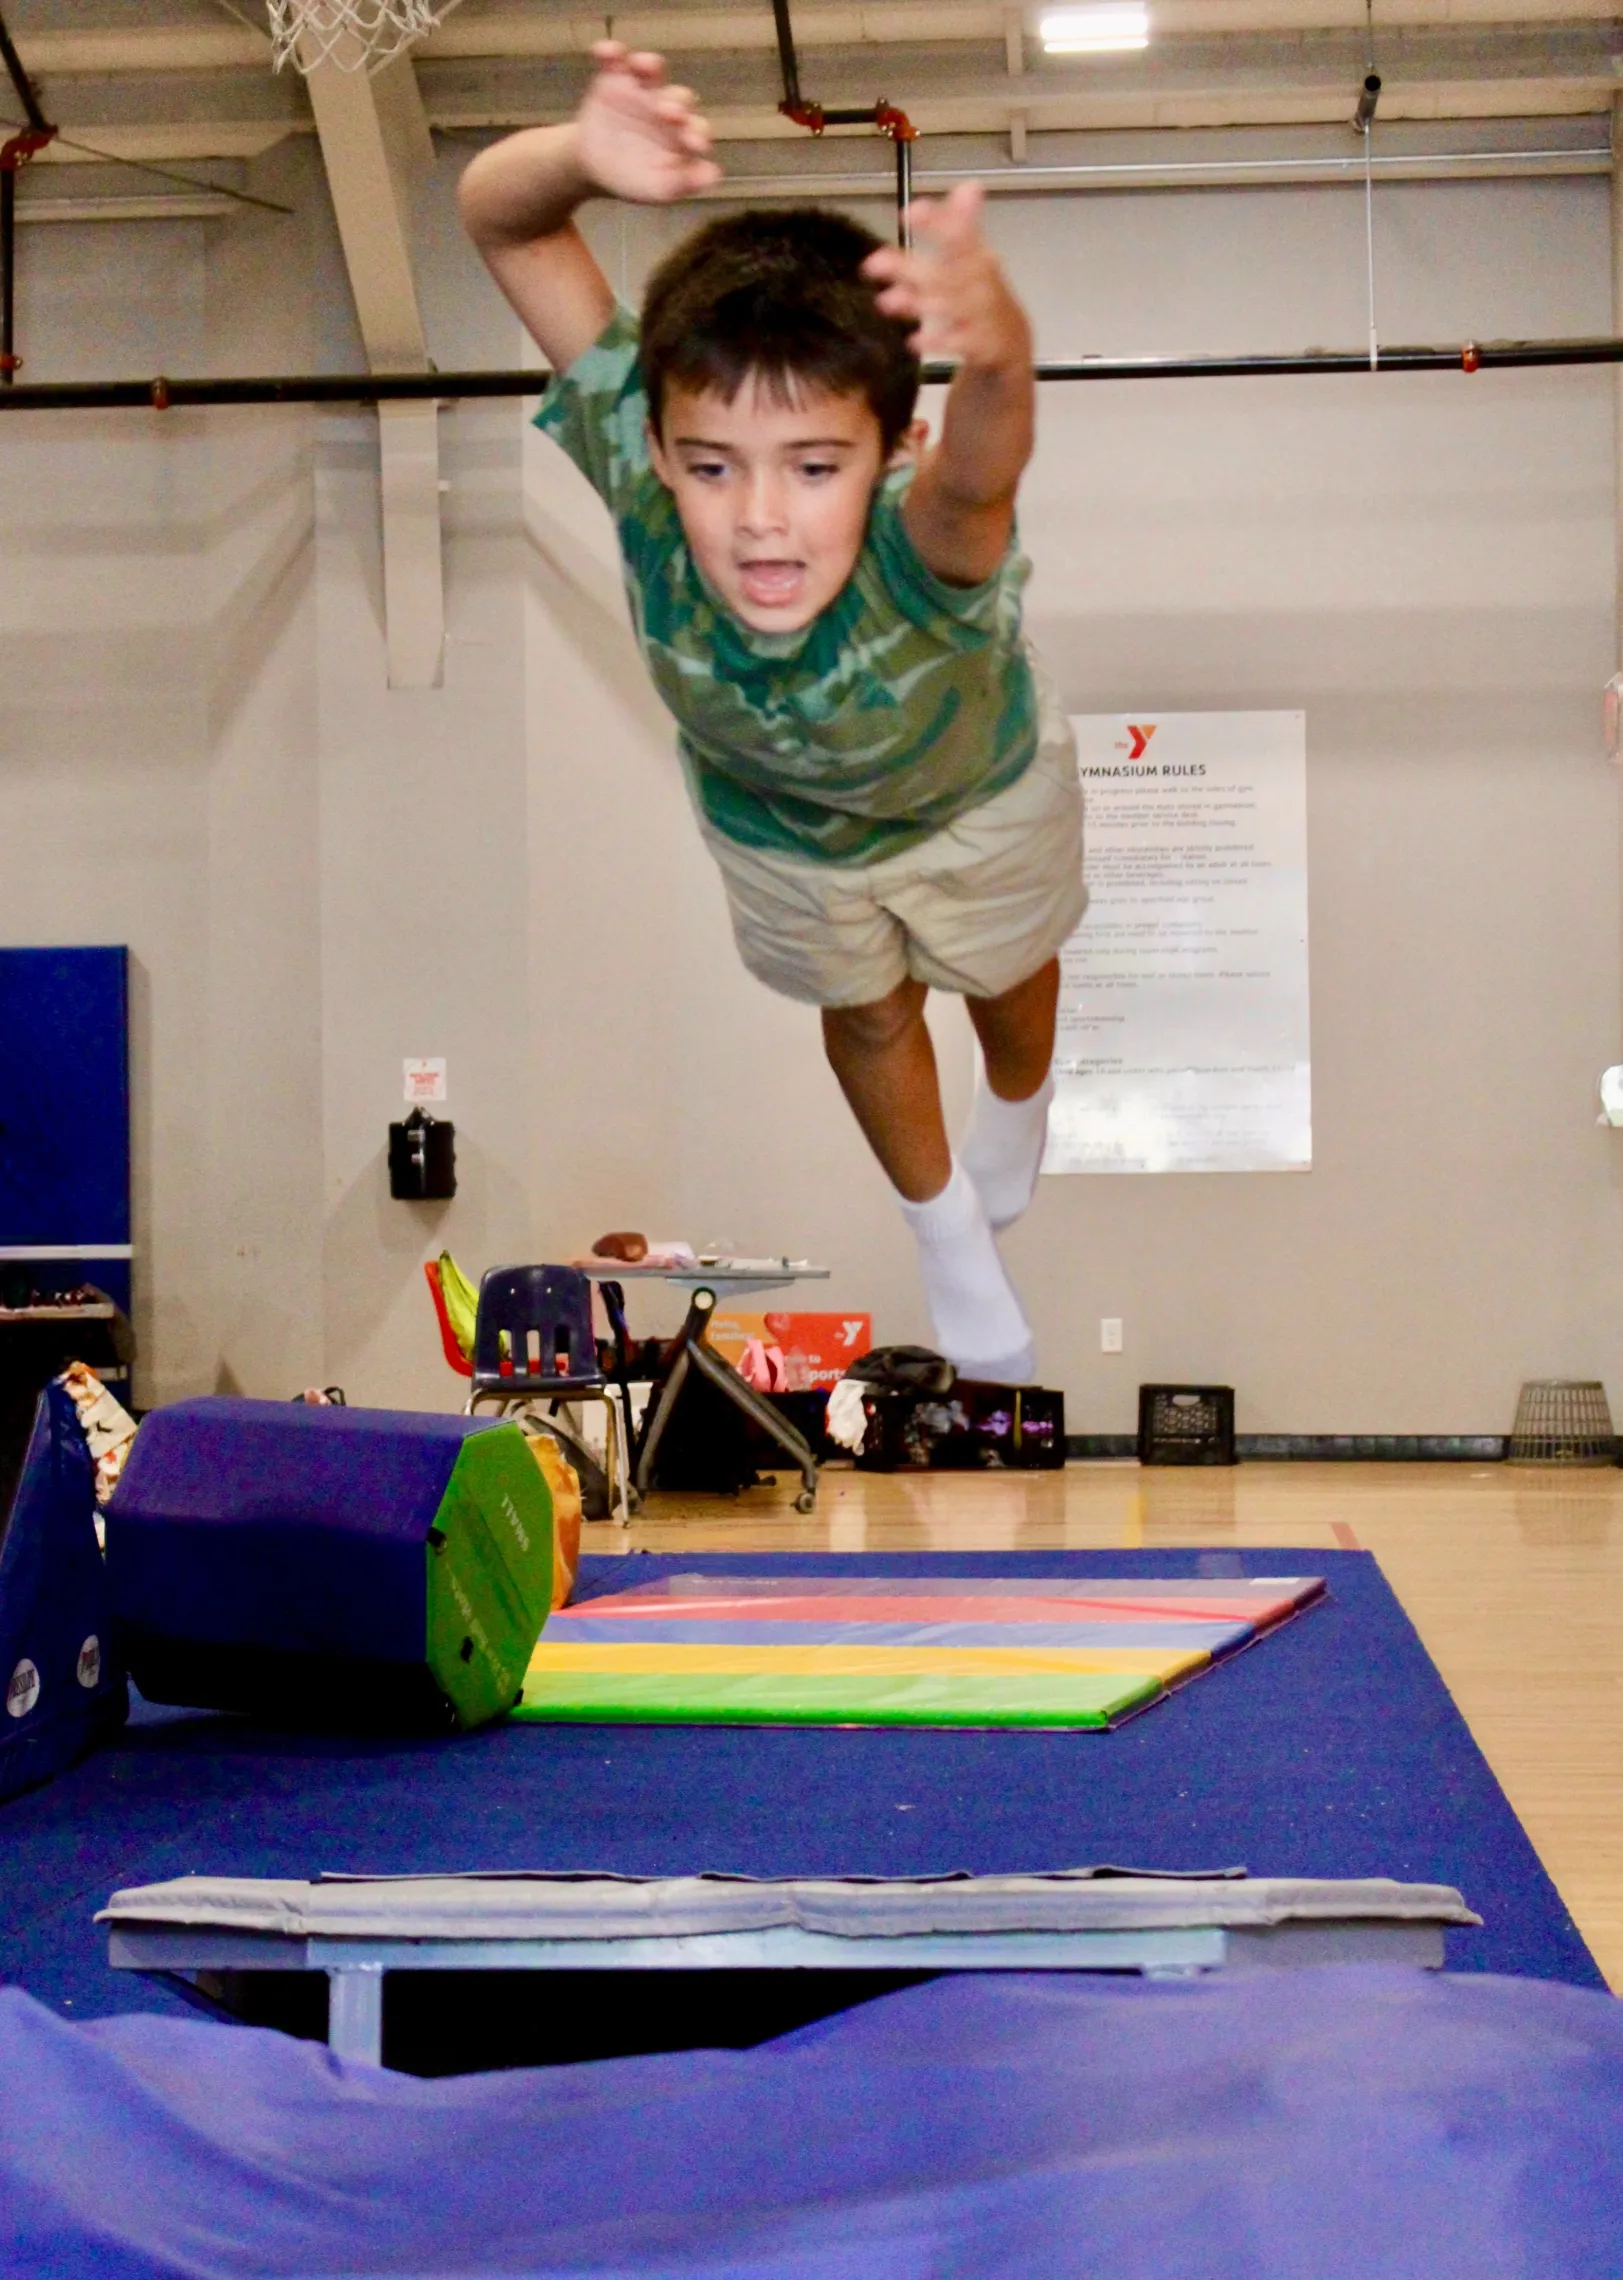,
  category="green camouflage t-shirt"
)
[534,305,1043,867]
